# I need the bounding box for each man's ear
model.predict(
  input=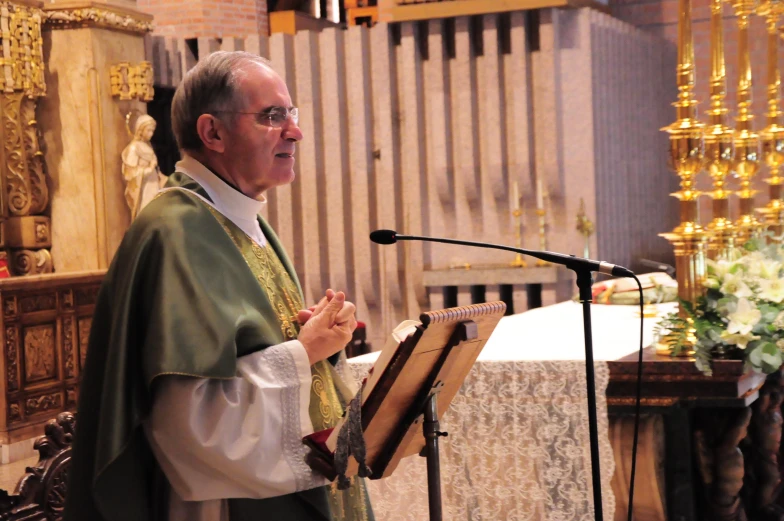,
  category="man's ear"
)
[196,114,226,153]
